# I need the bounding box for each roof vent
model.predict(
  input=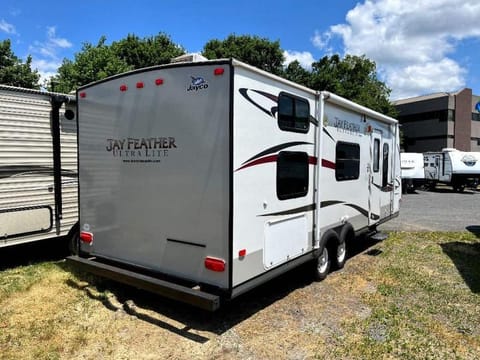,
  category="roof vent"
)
[171,53,208,64]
